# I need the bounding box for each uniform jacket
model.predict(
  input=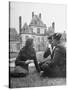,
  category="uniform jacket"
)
[43,44,54,59]
[47,44,66,77]
[41,44,66,77]
[51,45,66,68]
